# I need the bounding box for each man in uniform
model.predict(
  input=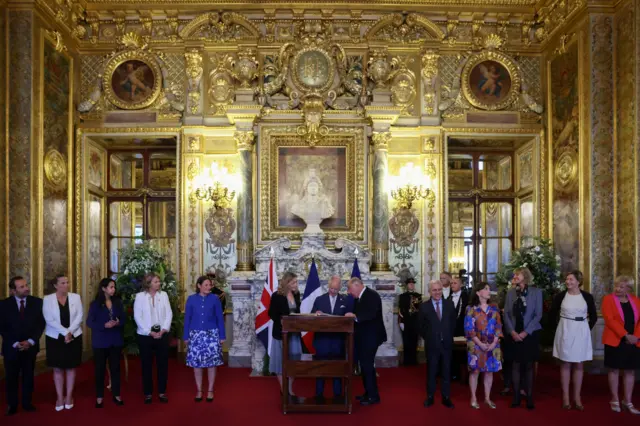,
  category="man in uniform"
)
[398,277,422,366]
